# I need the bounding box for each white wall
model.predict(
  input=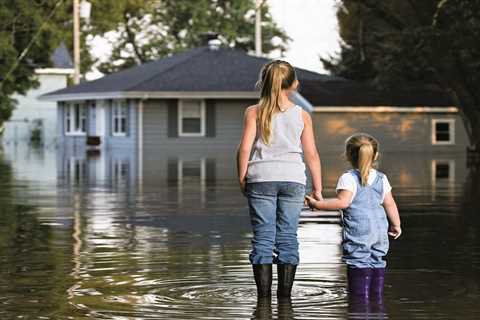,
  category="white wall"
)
[2,72,70,146]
